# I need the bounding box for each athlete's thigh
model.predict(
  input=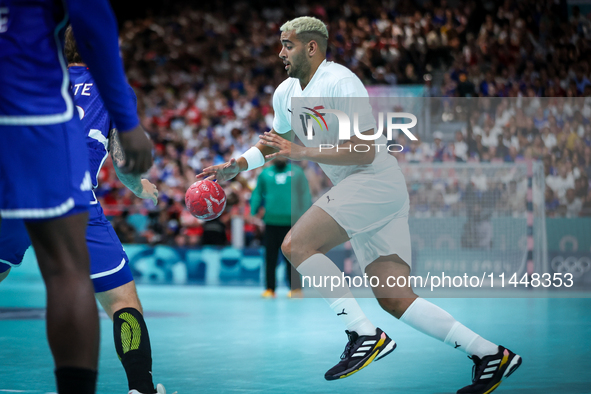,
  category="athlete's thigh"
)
[314,169,408,239]
[289,205,349,258]
[351,214,412,271]
[25,211,90,276]
[86,205,133,294]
